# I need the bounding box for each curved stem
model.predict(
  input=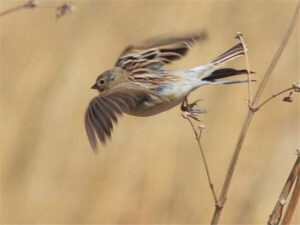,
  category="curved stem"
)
[253,87,294,111]
[0,3,29,17]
